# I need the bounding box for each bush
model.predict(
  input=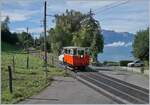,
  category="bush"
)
[91,62,103,66]
[120,60,133,66]
[144,60,149,70]
[103,61,119,66]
